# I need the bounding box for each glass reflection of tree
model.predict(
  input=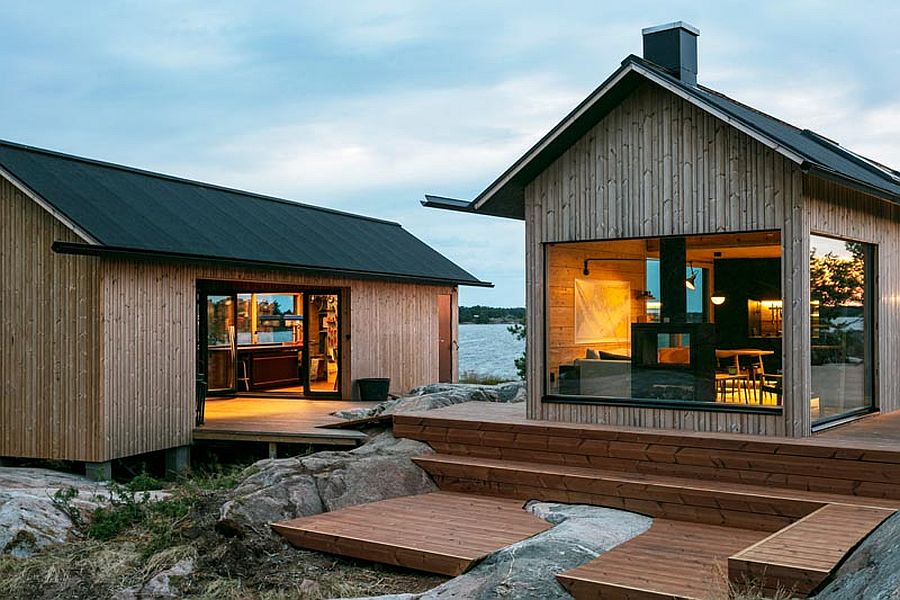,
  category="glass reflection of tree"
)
[810,242,865,364]
[208,298,232,346]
